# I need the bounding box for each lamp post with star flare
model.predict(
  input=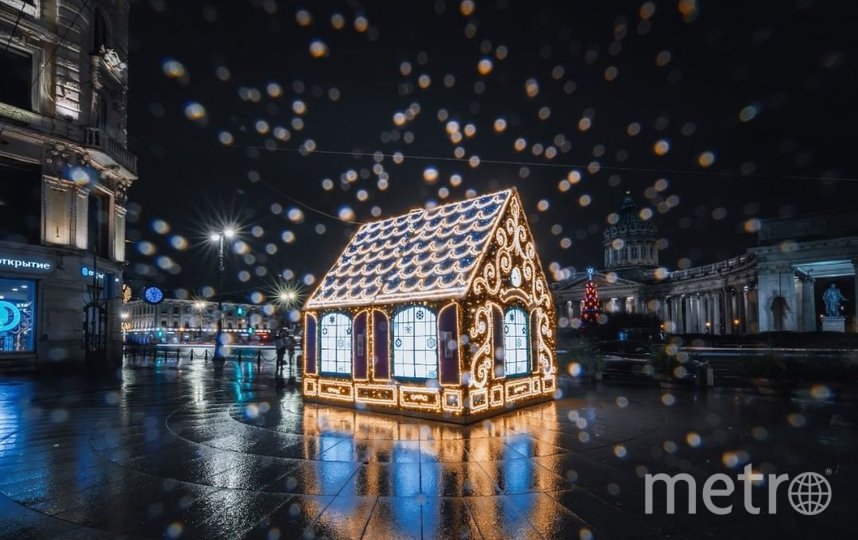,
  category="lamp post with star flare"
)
[274,280,304,334]
[210,228,235,362]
